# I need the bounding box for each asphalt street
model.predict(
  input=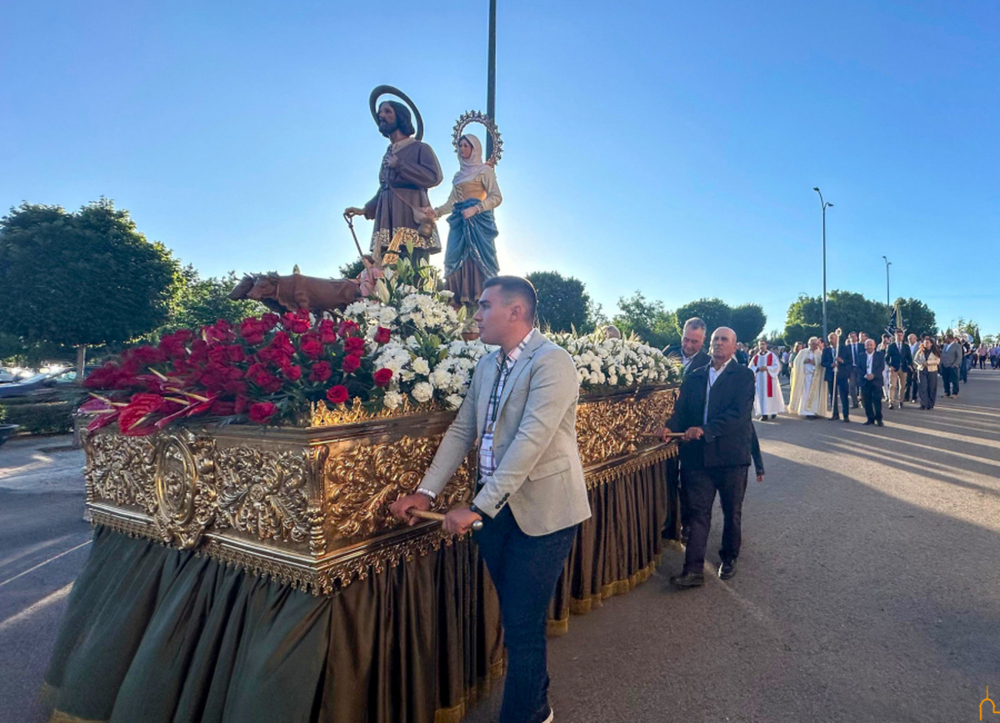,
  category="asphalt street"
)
[2,369,999,723]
